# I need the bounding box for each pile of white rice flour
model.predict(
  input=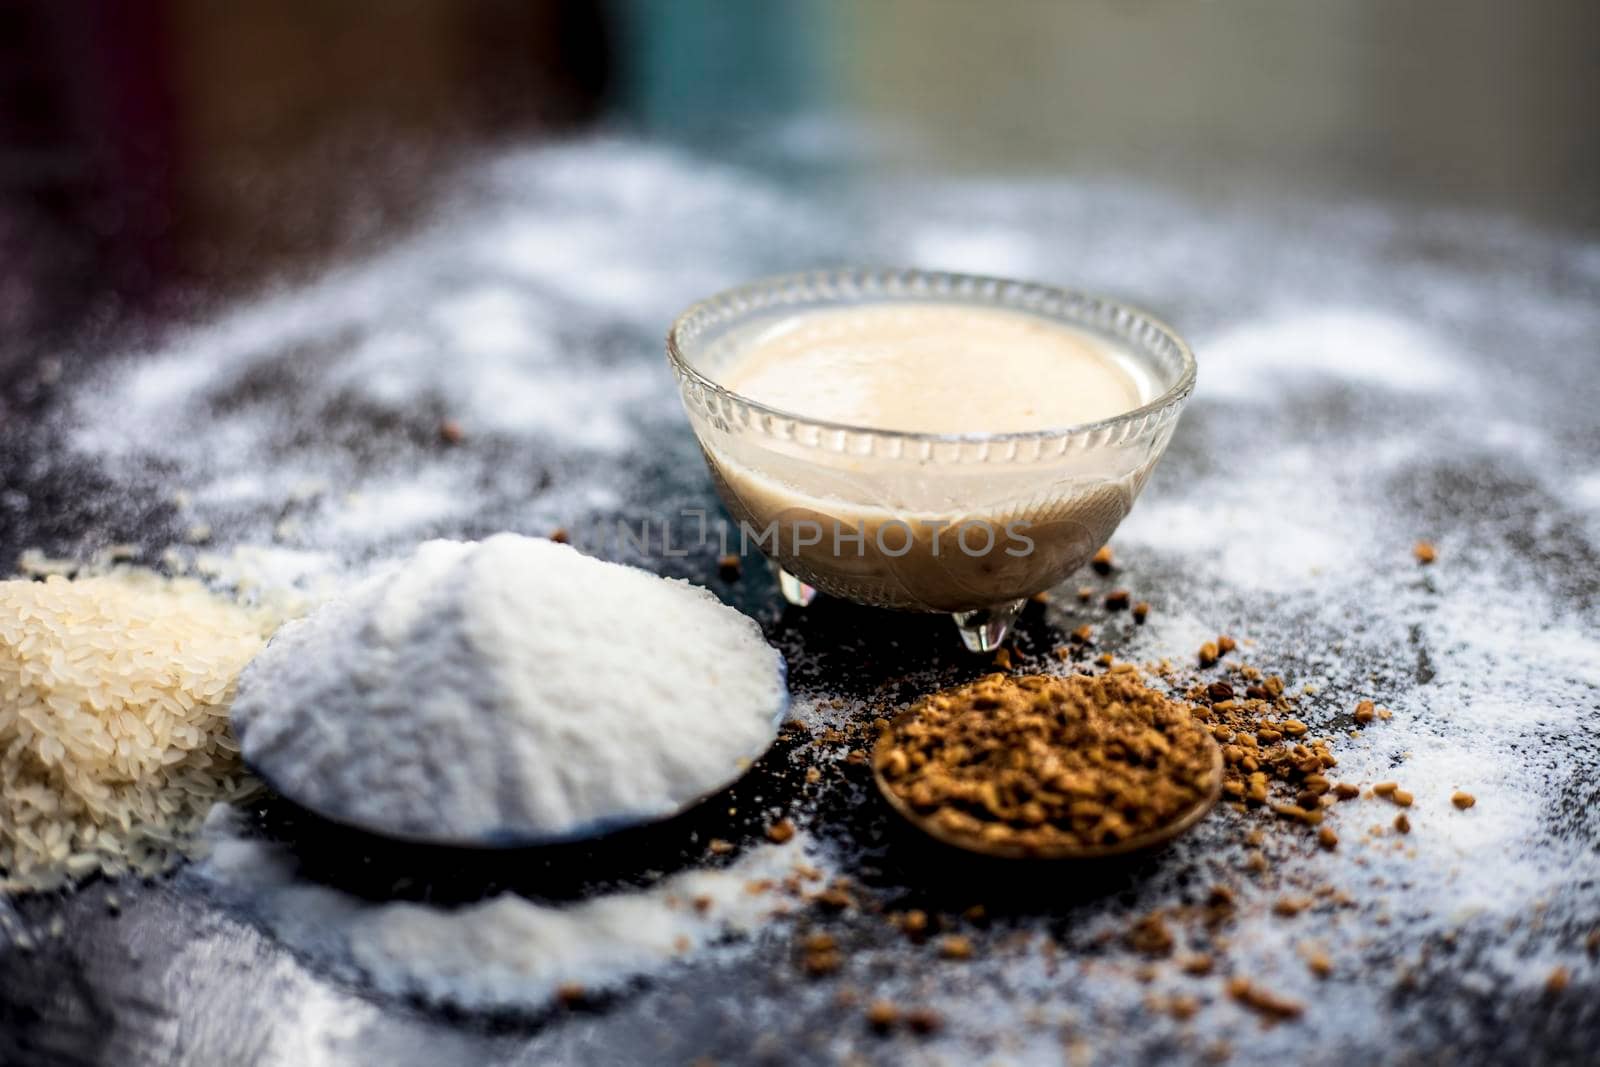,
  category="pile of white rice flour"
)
[229,534,786,843]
